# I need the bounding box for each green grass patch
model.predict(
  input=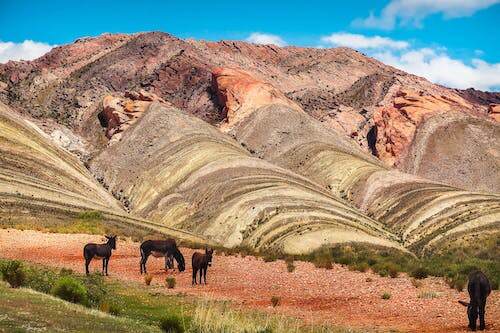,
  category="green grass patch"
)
[0,259,370,333]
